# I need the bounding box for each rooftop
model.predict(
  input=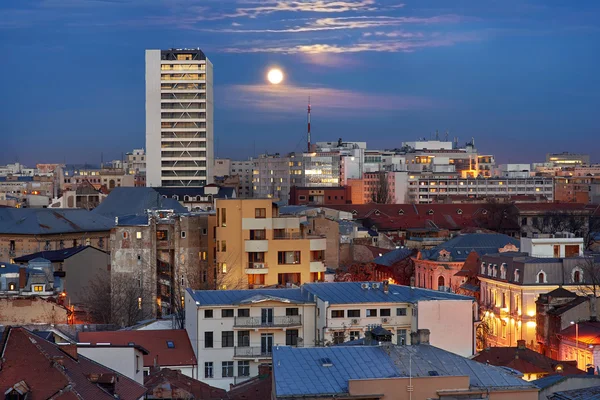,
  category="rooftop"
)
[272,344,535,397]
[372,248,414,267]
[0,208,114,235]
[92,187,187,218]
[420,233,519,262]
[14,245,107,263]
[559,321,600,345]
[549,385,600,400]
[302,282,473,304]
[187,288,312,306]
[78,329,196,368]
[144,368,227,399]
[0,327,146,400]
